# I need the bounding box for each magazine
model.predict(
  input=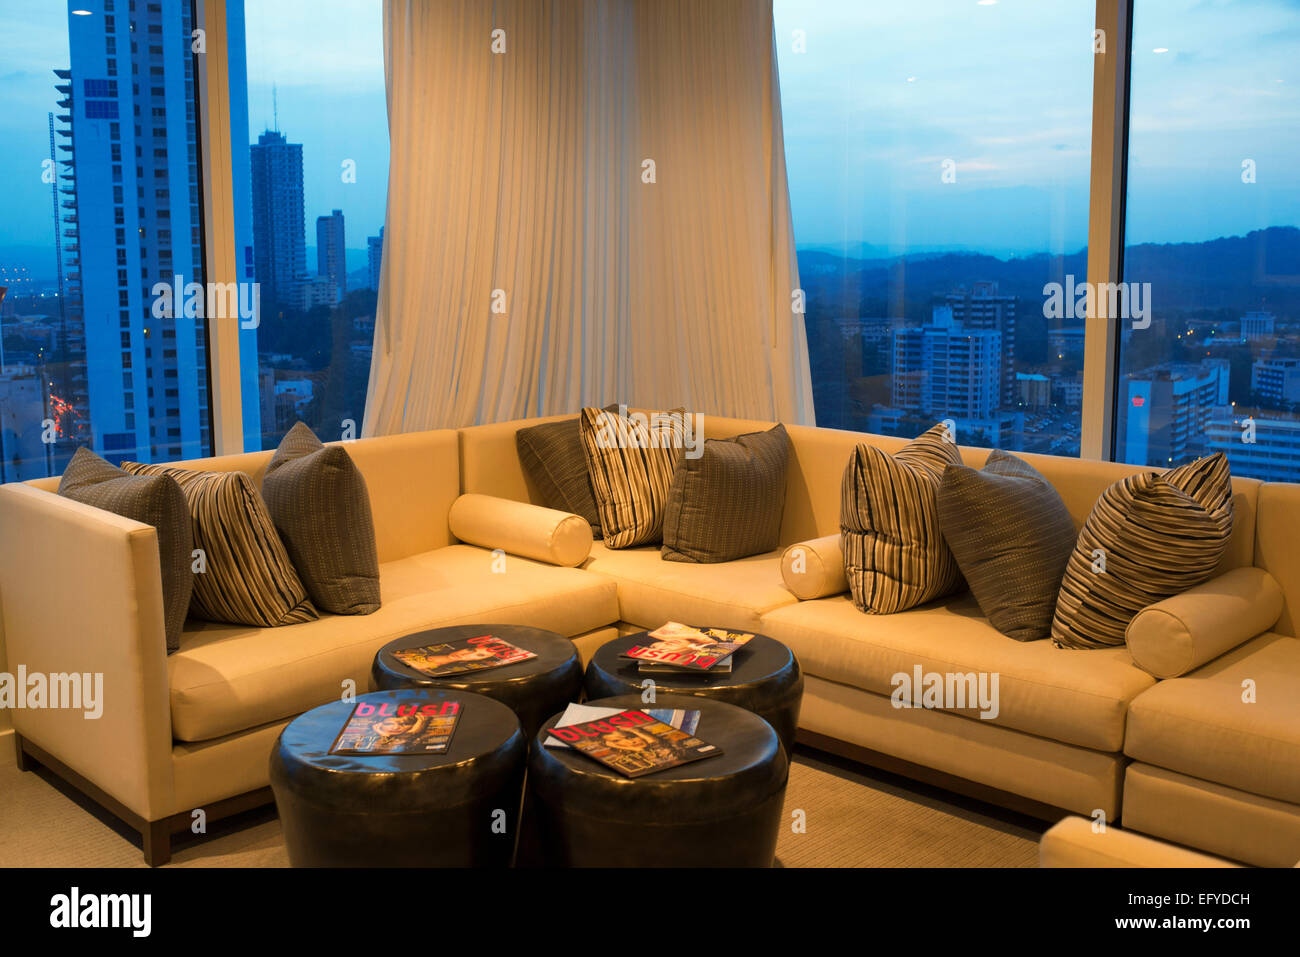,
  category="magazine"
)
[543,702,700,748]
[329,699,461,755]
[392,633,537,678]
[545,709,722,778]
[619,622,756,672]
[638,658,731,675]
